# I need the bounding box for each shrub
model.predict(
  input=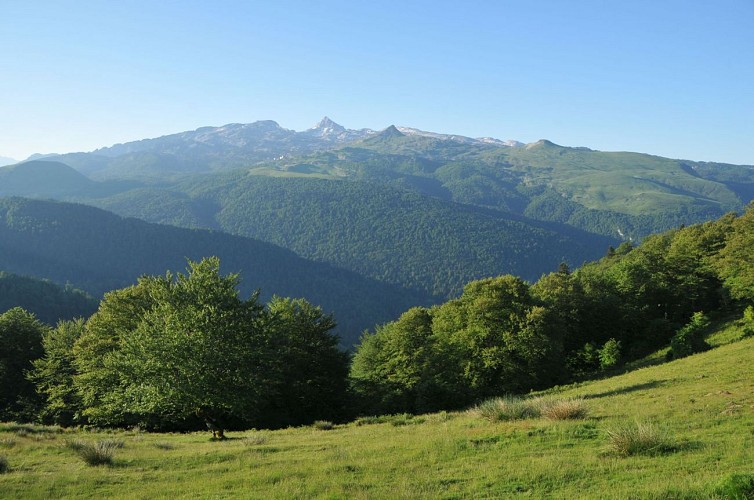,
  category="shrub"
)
[669,312,711,360]
[75,440,120,466]
[0,456,8,474]
[605,421,675,456]
[313,420,334,431]
[744,305,754,323]
[598,339,621,370]
[742,306,754,338]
